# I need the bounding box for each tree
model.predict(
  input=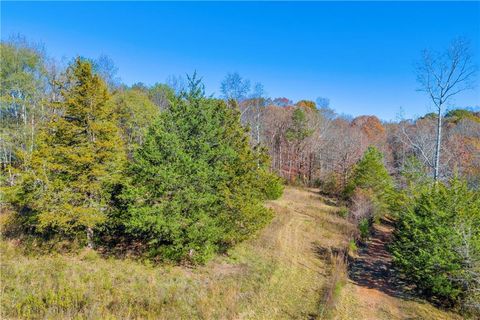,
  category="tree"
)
[272,97,293,107]
[416,38,477,181]
[351,115,386,148]
[284,107,313,182]
[345,146,393,207]
[220,72,250,102]
[121,74,280,263]
[391,178,480,308]
[11,58,125,247]
[296,100,316,109]
[0,38,48,183]
[113,88,160,157]
[147,83,175,110]
[92,55,121,90]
